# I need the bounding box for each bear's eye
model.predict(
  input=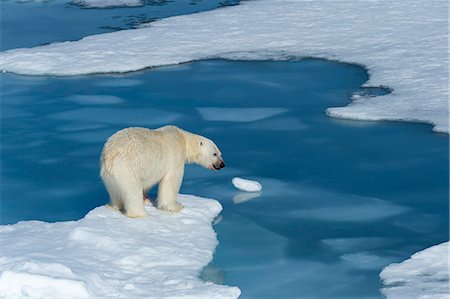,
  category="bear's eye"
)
[213,153,217,156]
[200,142,203,146]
